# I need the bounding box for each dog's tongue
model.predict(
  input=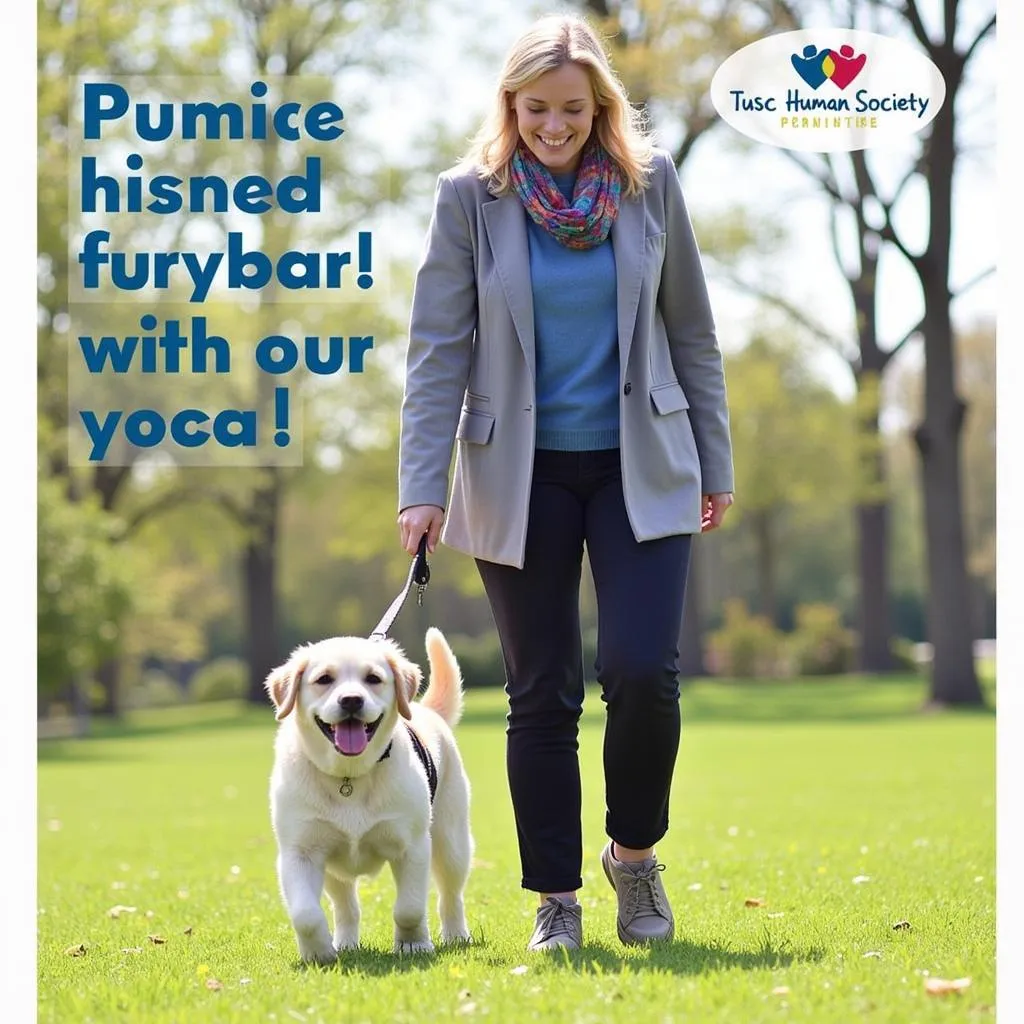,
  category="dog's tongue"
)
[334,720,368,756]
